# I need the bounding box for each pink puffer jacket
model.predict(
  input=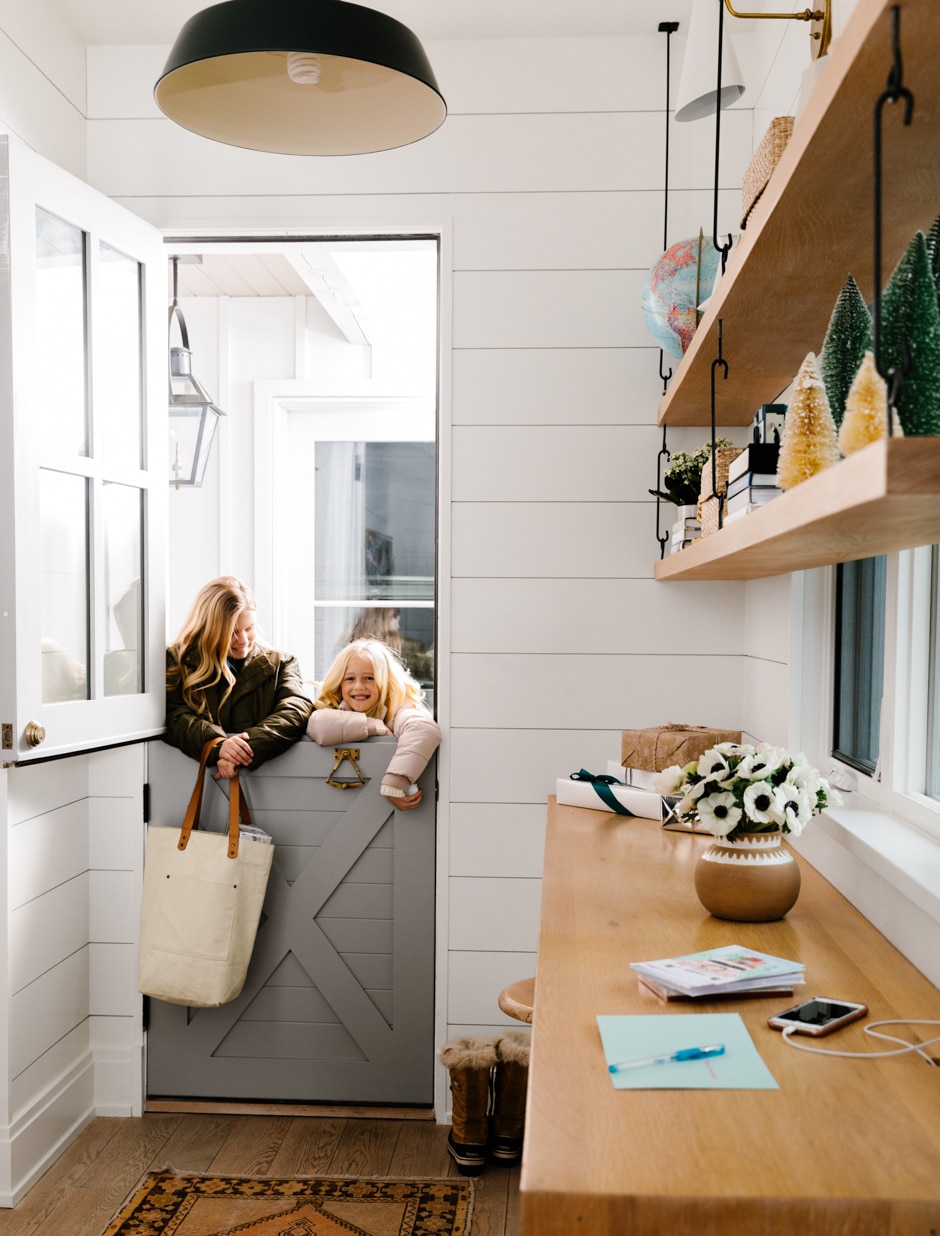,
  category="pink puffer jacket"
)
[306,703,440,798]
